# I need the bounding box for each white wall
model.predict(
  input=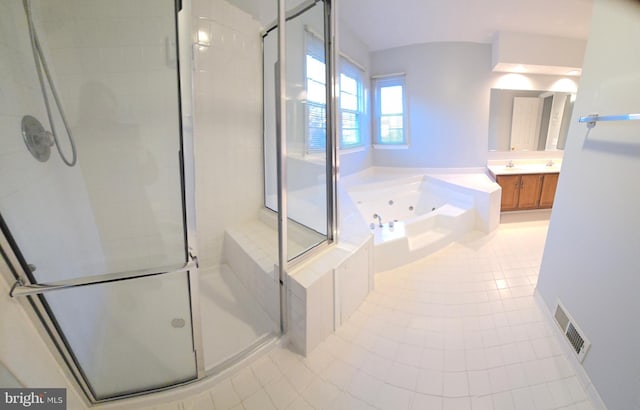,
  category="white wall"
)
[370,42,581,168]
[192,0,265,270]
[371,42,492,168]
[492,31,586,71]
[536,1,640,409]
